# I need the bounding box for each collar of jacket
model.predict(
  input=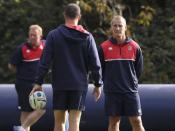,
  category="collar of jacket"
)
[109,37,132,45]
